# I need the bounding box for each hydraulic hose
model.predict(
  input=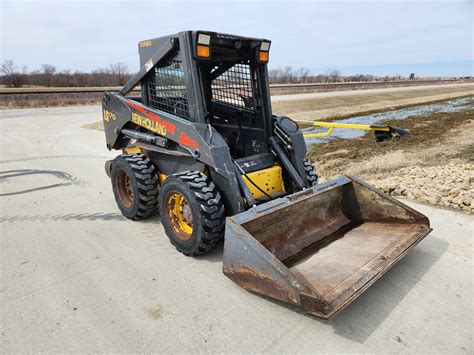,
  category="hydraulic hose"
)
[233,162,257,207]
[269,136,305,190]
